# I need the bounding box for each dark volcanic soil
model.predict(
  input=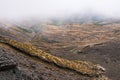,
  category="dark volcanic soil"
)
[82,39,120,80]
[46,39,120,80]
